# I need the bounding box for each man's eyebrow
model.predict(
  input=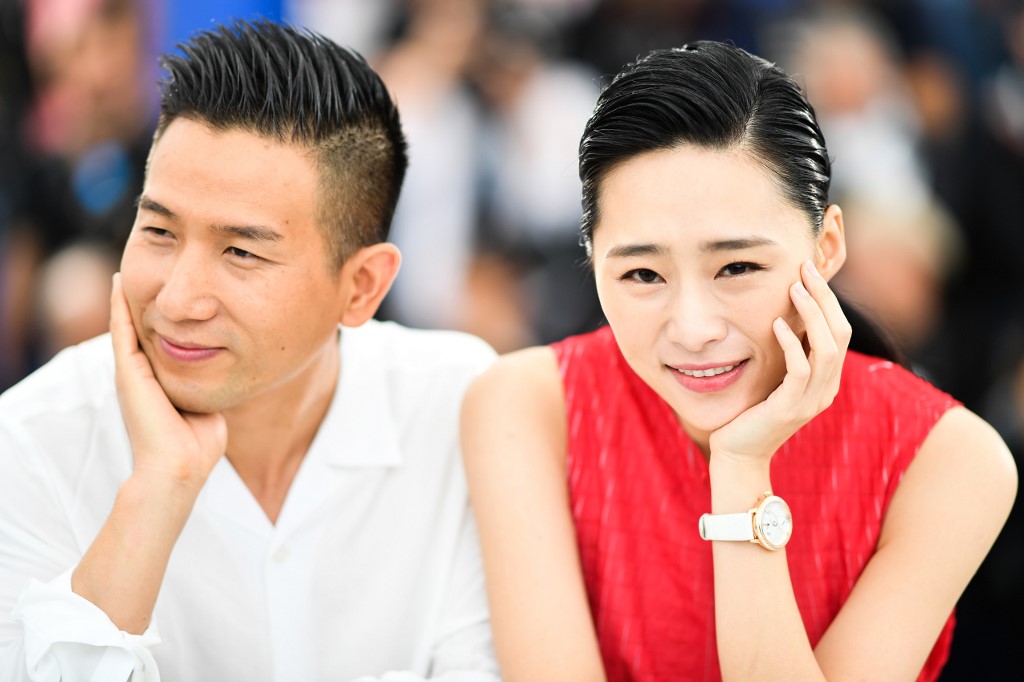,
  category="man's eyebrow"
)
[604,243,668,259]
[136,196,178,220]
[136,195,284,243]
[698,236,779,253]
[212,224,284,243]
